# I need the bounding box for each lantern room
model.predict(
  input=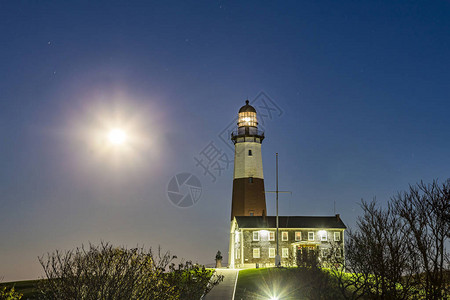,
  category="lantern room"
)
[238,100,258,128]
[232,100,264,143]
